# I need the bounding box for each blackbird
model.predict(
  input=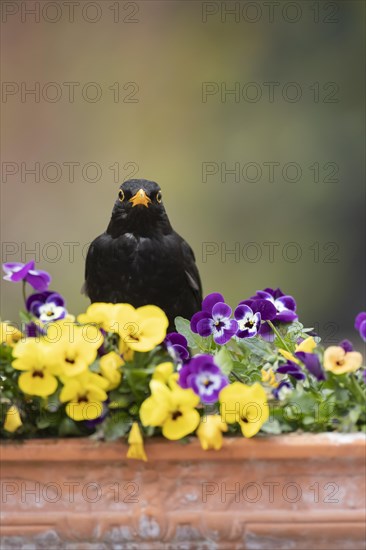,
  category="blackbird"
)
[84,179,203,332]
